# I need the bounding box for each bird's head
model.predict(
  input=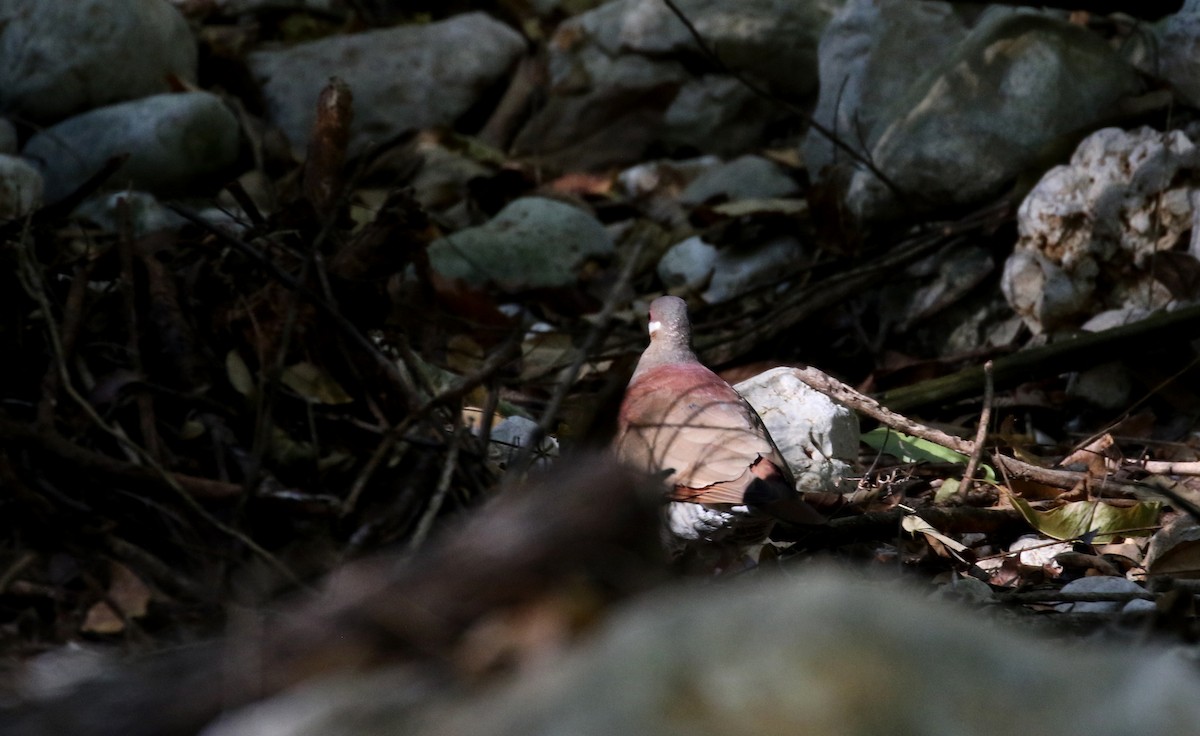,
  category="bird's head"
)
[647,295,691,347]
